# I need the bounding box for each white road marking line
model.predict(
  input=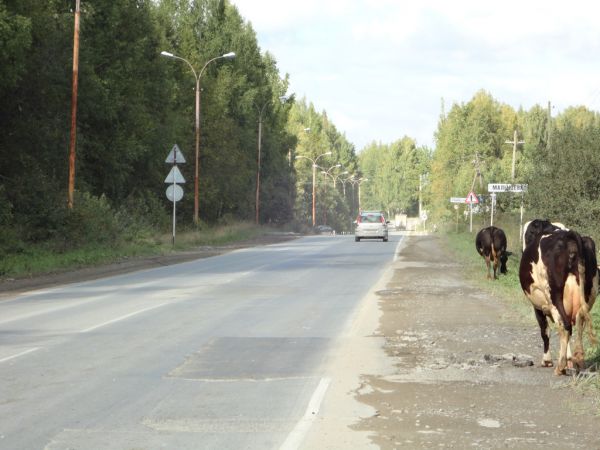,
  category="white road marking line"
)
[280,377,331,450]
[80,302,169,333]
[0,347,40,363]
